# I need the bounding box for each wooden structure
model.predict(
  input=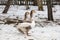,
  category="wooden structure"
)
[0,0,60,5]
